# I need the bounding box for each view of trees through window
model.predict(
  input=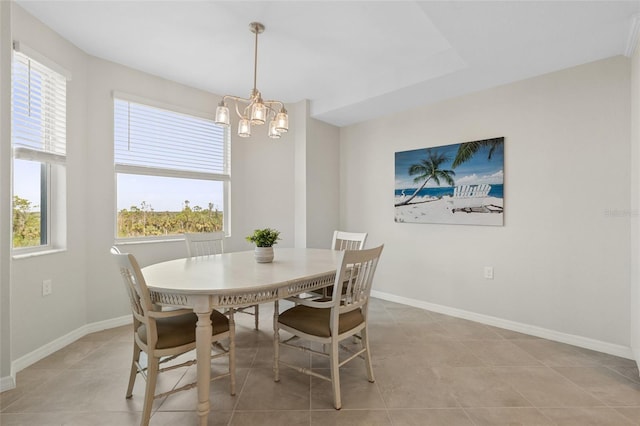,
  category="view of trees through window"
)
[12,194,224,243]
[117,199,223,238]
[13,195,42,247]
[116,173,224,239]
